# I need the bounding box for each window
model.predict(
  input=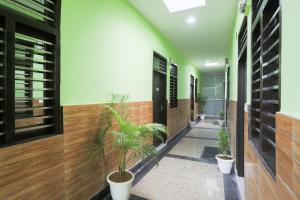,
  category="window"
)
[250,0,281,176]
[170,63,178,108]
[0,0,62,146]
[153,52,167,75]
